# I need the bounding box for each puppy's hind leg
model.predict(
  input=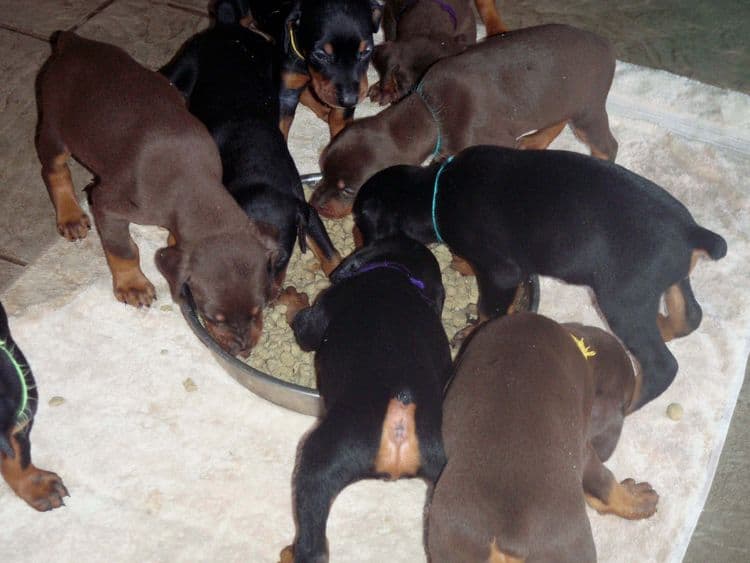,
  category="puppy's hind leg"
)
[657,277,703,342]
[282,404,380,563]
[570,106,618,161]
[36,126,90,240]
[583,444,658,520]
